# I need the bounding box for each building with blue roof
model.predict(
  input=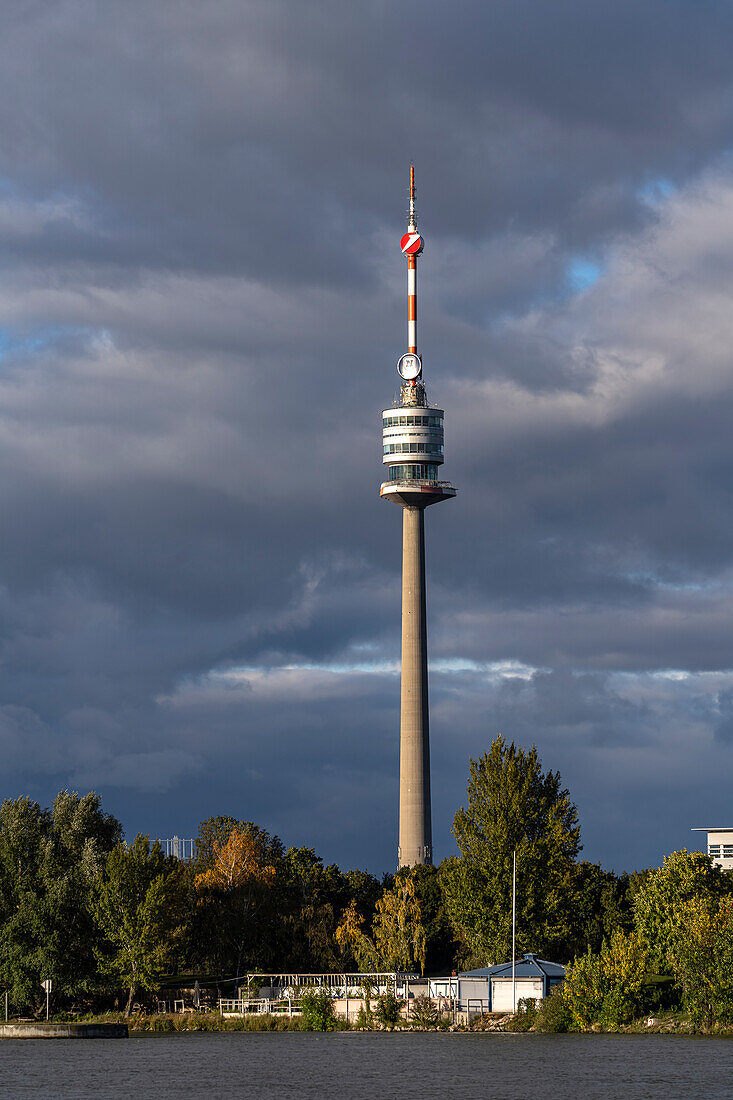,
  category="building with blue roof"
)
[429,953,566,1016]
